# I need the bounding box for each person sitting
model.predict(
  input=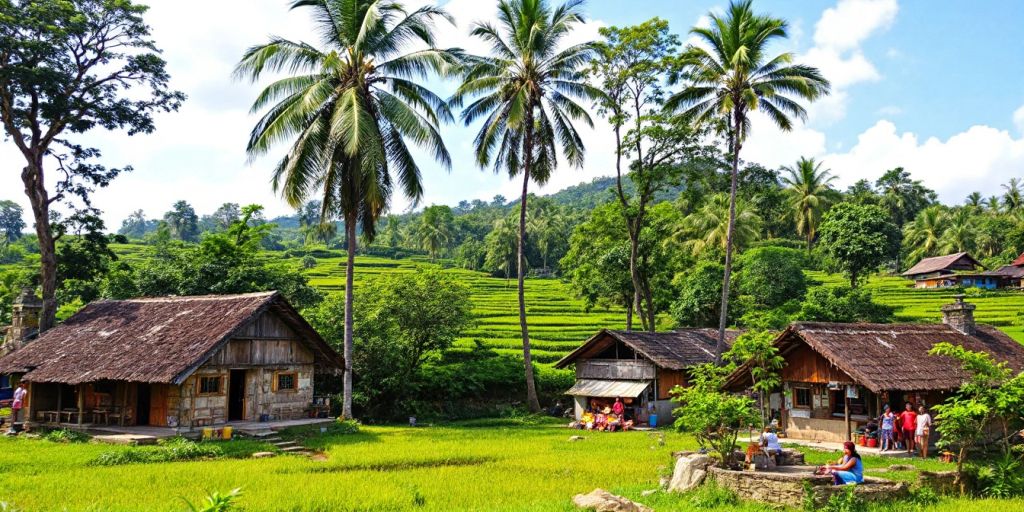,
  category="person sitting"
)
[826,441,864,485]
[594,408,609,431]
[580,409,596,430]
[761,426,783,464]
[605,413,622,432]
